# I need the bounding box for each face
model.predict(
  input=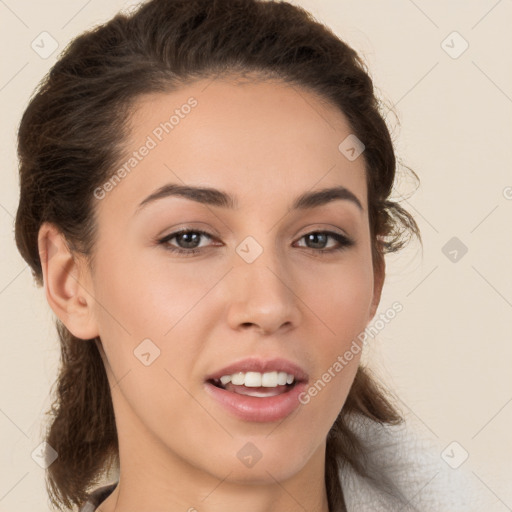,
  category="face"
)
[74,77,382,486]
